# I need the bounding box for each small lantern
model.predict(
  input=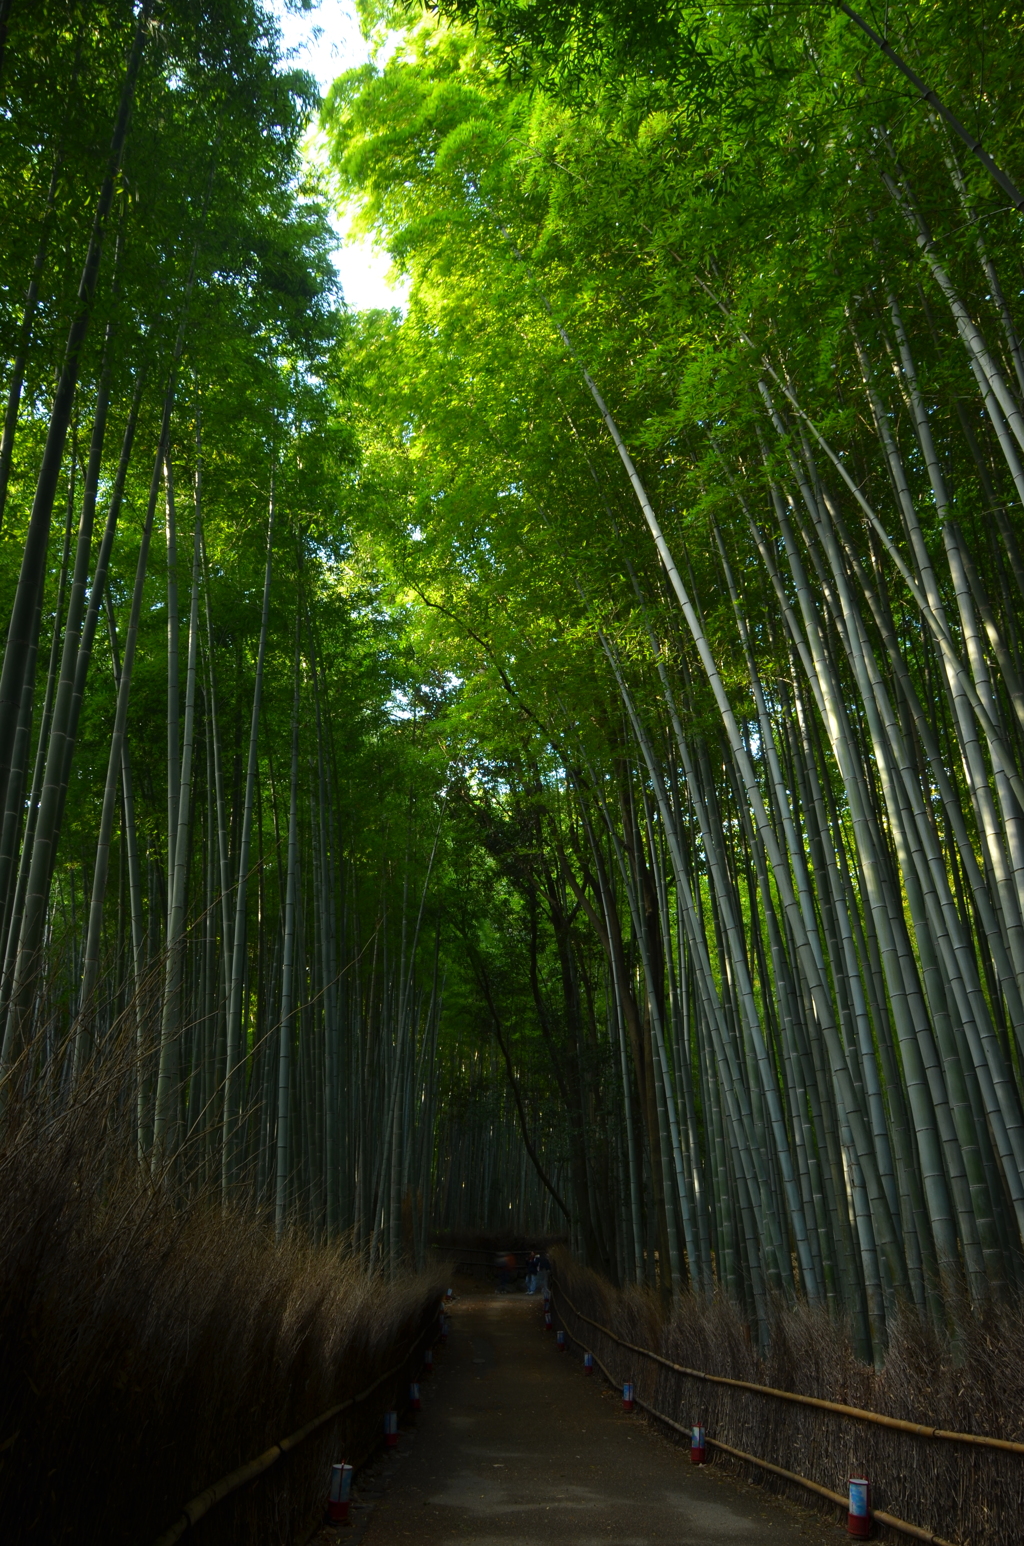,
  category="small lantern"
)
[328,1461,353,1522]
[847,1476,871,1537]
